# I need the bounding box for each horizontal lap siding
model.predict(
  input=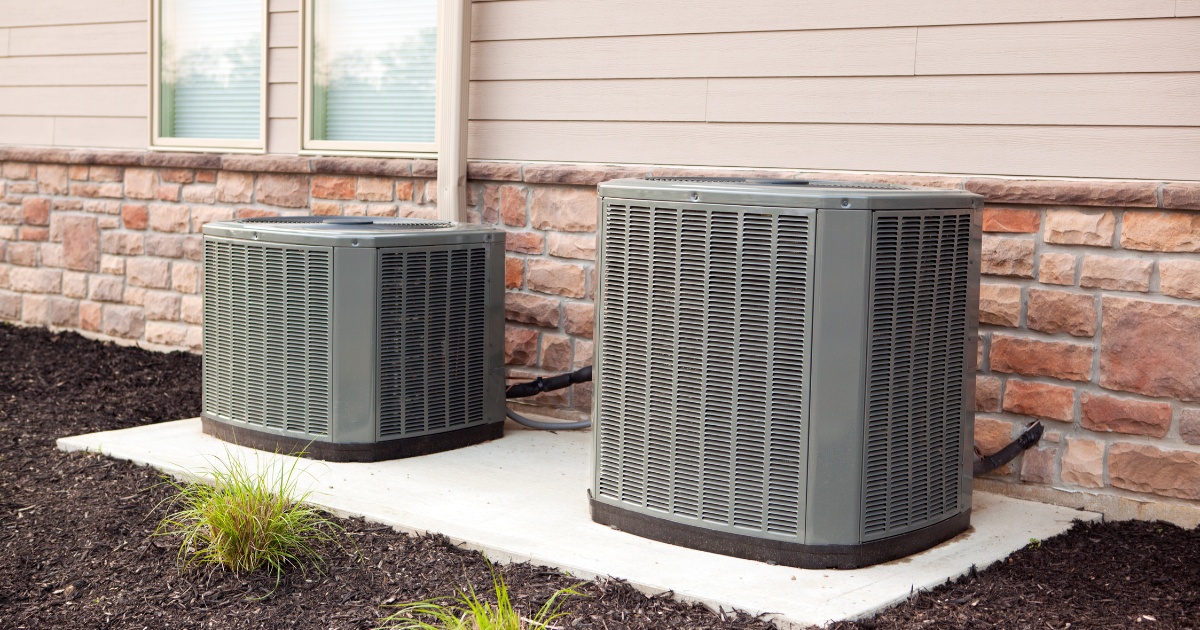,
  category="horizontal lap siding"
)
[468,2,1200,181]
[0,3,148,149]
